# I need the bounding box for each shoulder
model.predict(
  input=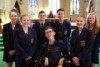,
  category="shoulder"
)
[34,22,39,25]
[72,29,77,34]
[33,22,39,28]
[84,28,93,34]
[16,23,21,27]
[3,23,10,28]
[29,27,37,34]
[40,42,48,48]
[64,19,71,25]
